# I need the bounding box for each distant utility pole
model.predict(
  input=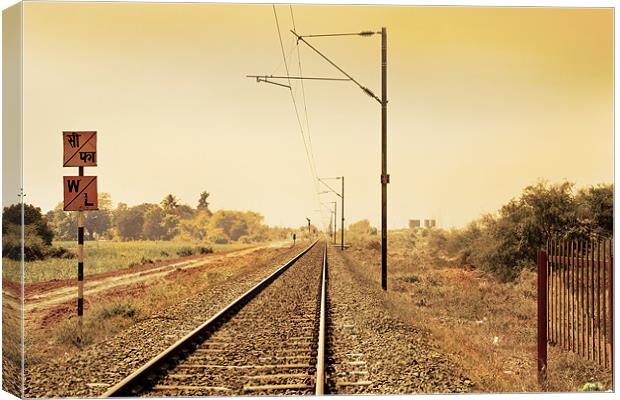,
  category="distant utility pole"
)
[248,28,389,290]
[318,201,337,244]
[331,201,337,245]
[306,217,311,237]
[319,177,344,250]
